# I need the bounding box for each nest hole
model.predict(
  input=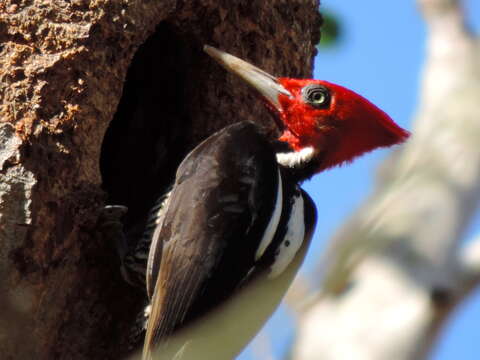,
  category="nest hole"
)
[100,23,194,230]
